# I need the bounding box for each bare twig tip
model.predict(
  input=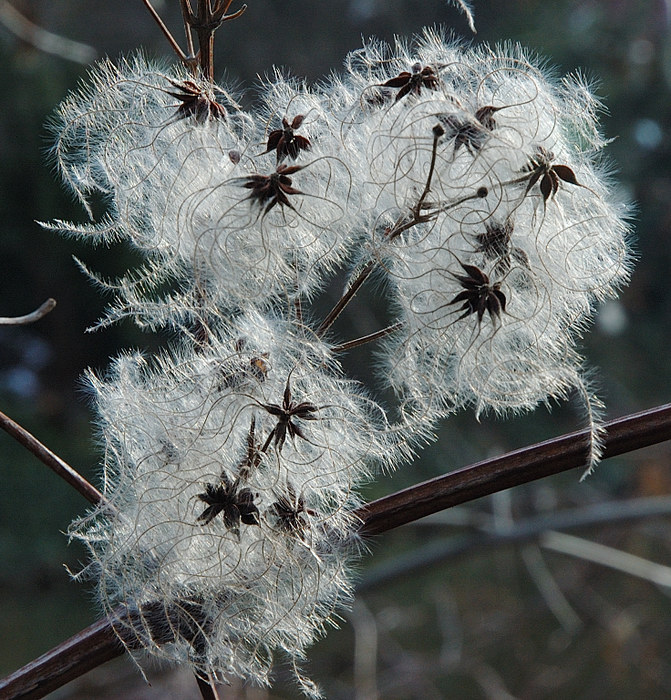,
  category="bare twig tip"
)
[0,298,57,326]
